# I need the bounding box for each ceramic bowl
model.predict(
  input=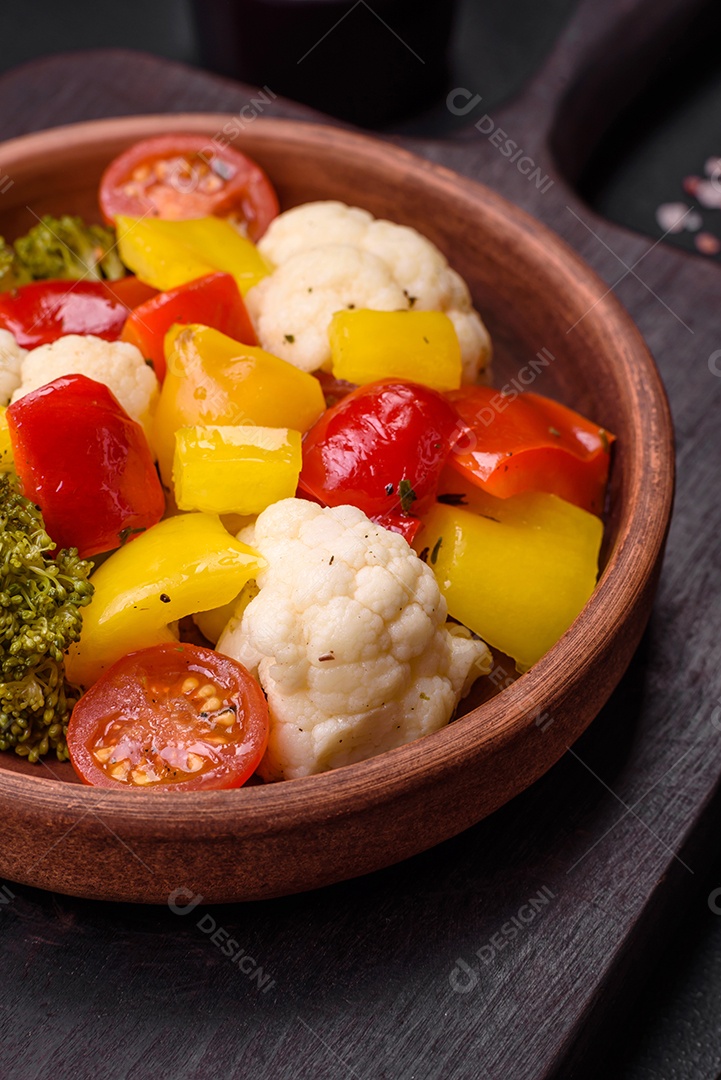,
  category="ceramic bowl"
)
[0,115,673,902]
